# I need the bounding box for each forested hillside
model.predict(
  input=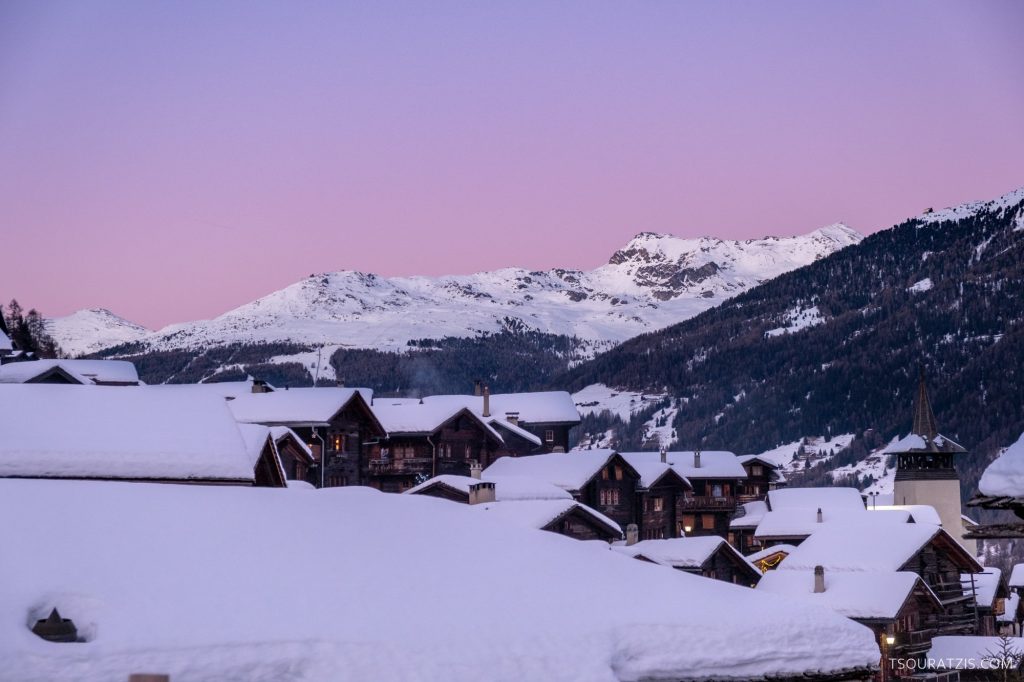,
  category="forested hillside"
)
[562,190,1024,497]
